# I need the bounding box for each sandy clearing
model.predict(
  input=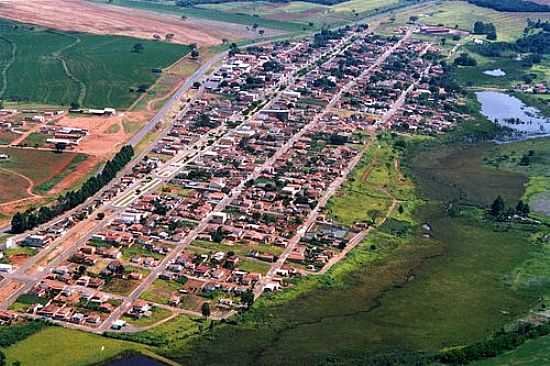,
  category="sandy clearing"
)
[0,0,257,46]
[56,111,150,158]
